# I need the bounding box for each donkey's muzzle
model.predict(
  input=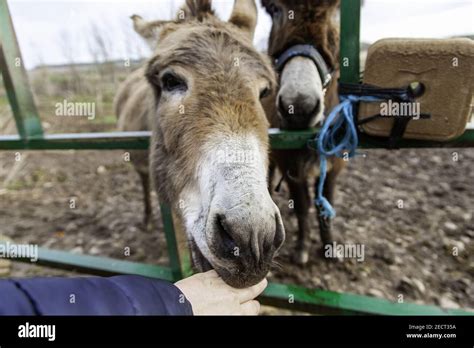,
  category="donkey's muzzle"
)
[208,208,285,288]
[278,94,322,130]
